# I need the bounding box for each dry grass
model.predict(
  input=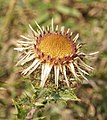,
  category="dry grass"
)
[0,0,107,119]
